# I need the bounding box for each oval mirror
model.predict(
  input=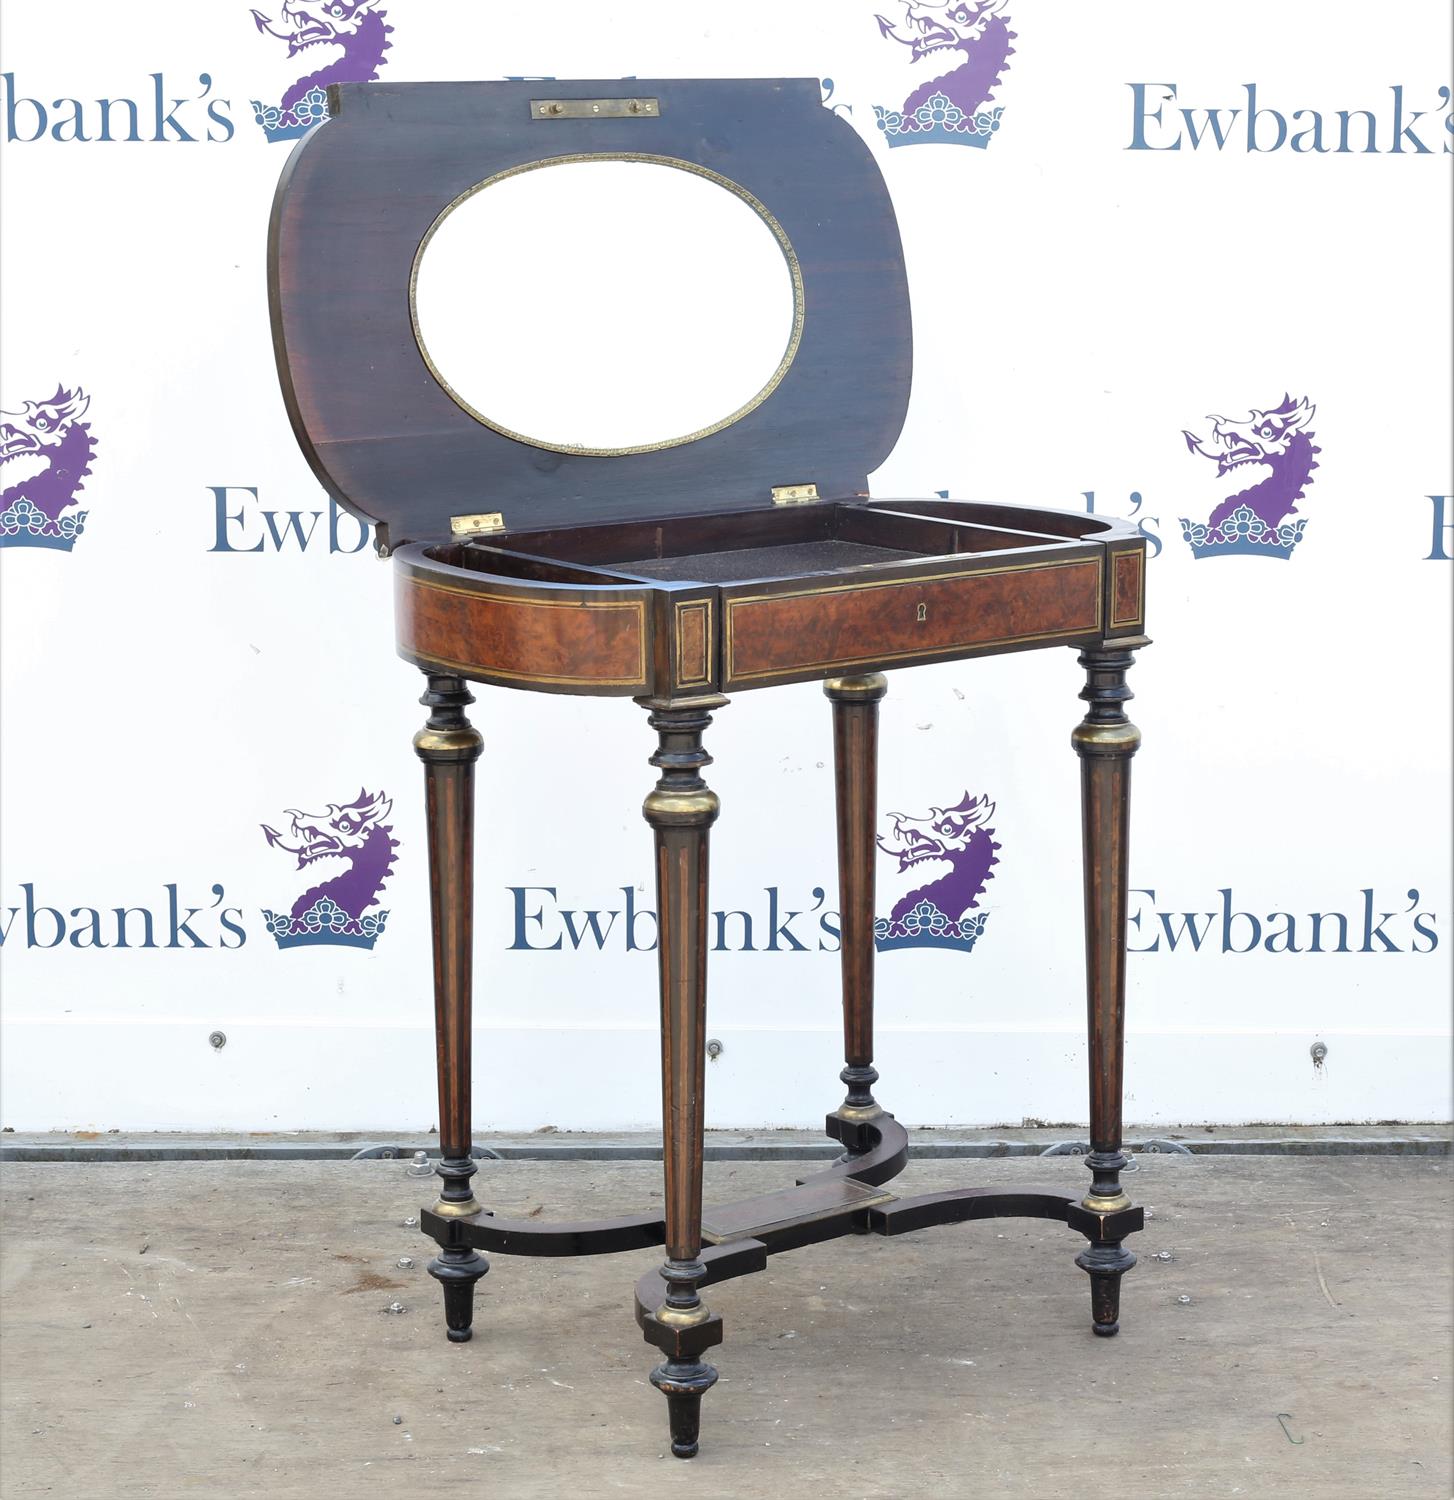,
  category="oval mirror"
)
[411,156,803,456]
